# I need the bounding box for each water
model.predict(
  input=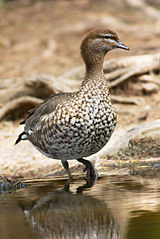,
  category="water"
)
[0,175,160,239]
